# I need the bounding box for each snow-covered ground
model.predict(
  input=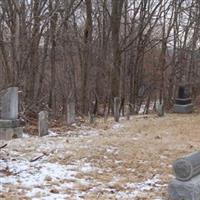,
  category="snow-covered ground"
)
[0,155,163,199]
[2,113,197,199]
